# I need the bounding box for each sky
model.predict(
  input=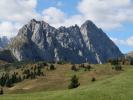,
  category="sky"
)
[0,0,133,53]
